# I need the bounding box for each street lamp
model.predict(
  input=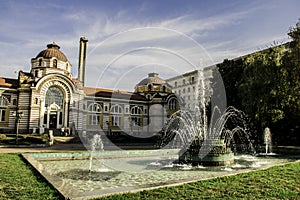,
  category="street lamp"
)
[12,111,23,144]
